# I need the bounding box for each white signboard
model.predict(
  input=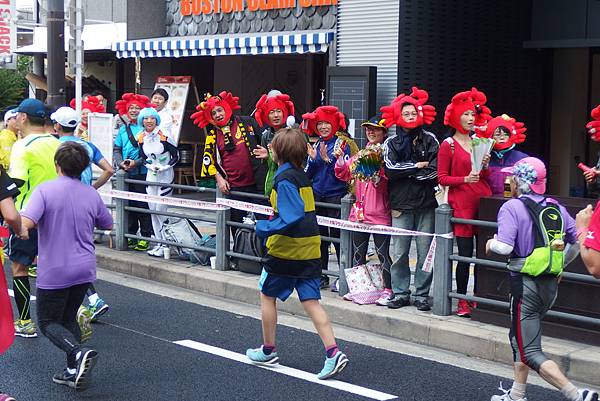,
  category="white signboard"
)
[88,112,115,205]
[0,0,17,69]
[154,76,191,145]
